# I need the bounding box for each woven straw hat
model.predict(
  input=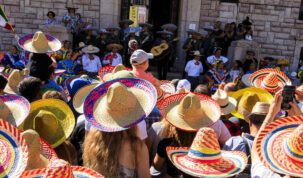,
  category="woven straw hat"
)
[0,119,28,178]
[0,95,30,127]
[4,69,24,95]
[241,74,251,87]
[161,23,177,31]
[18,99,75,148]
[18,31,61,53]
[106,43,123,51]
[167,127,247,178]
[242,102,270,123]
[84,78,157,132]
[21,129,57,171]
[82,45,100,54]
[21,159,103,178]
[231,87,273,119]
[212,89,237,115]
[73,83,99,114]
[99,64,133,82]
[158,93,221,131]
[276,58,290,66]
[256,116,303,177]
[249,68,291,93]
[156,80,176,106]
